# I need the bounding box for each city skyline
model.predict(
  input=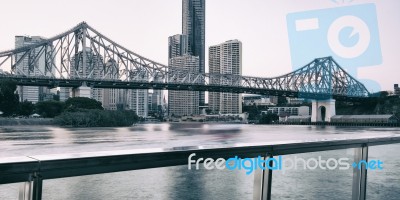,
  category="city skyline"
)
[0,0,399,92]
[1,1,400,199]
